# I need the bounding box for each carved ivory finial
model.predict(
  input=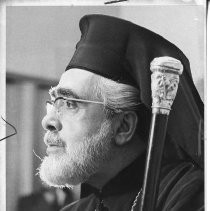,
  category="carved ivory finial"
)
[150,56,183,115]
